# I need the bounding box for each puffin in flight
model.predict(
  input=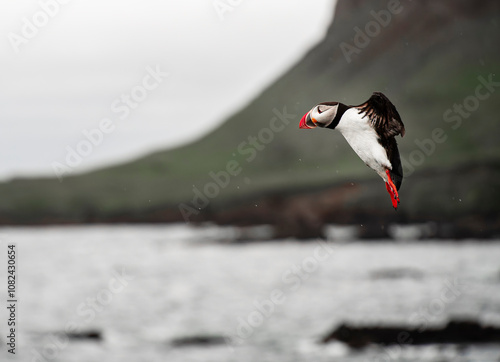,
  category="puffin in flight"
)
[299,92,405,209]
